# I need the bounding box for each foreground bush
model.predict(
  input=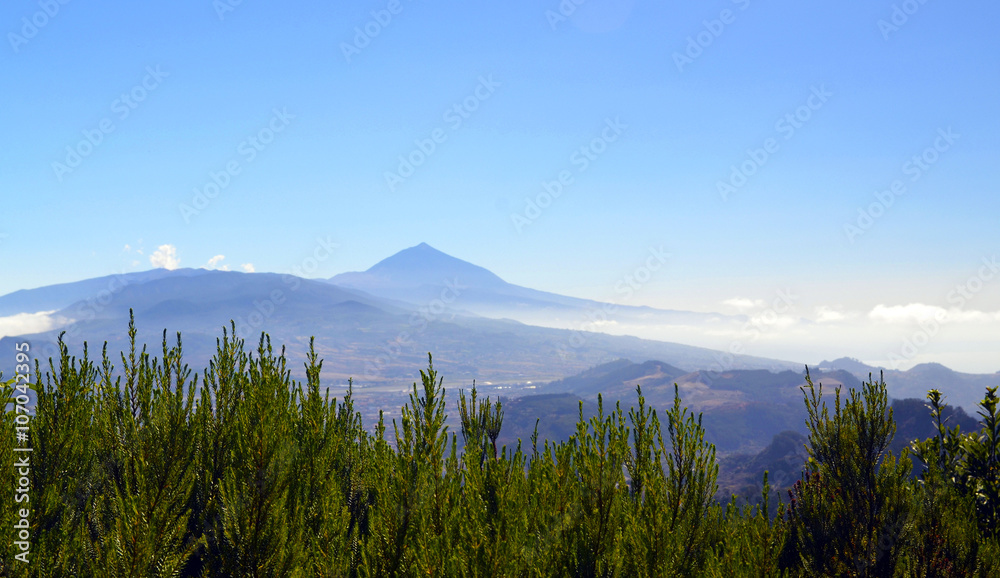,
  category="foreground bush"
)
[1,319,998,577]
[779,370,911,576]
